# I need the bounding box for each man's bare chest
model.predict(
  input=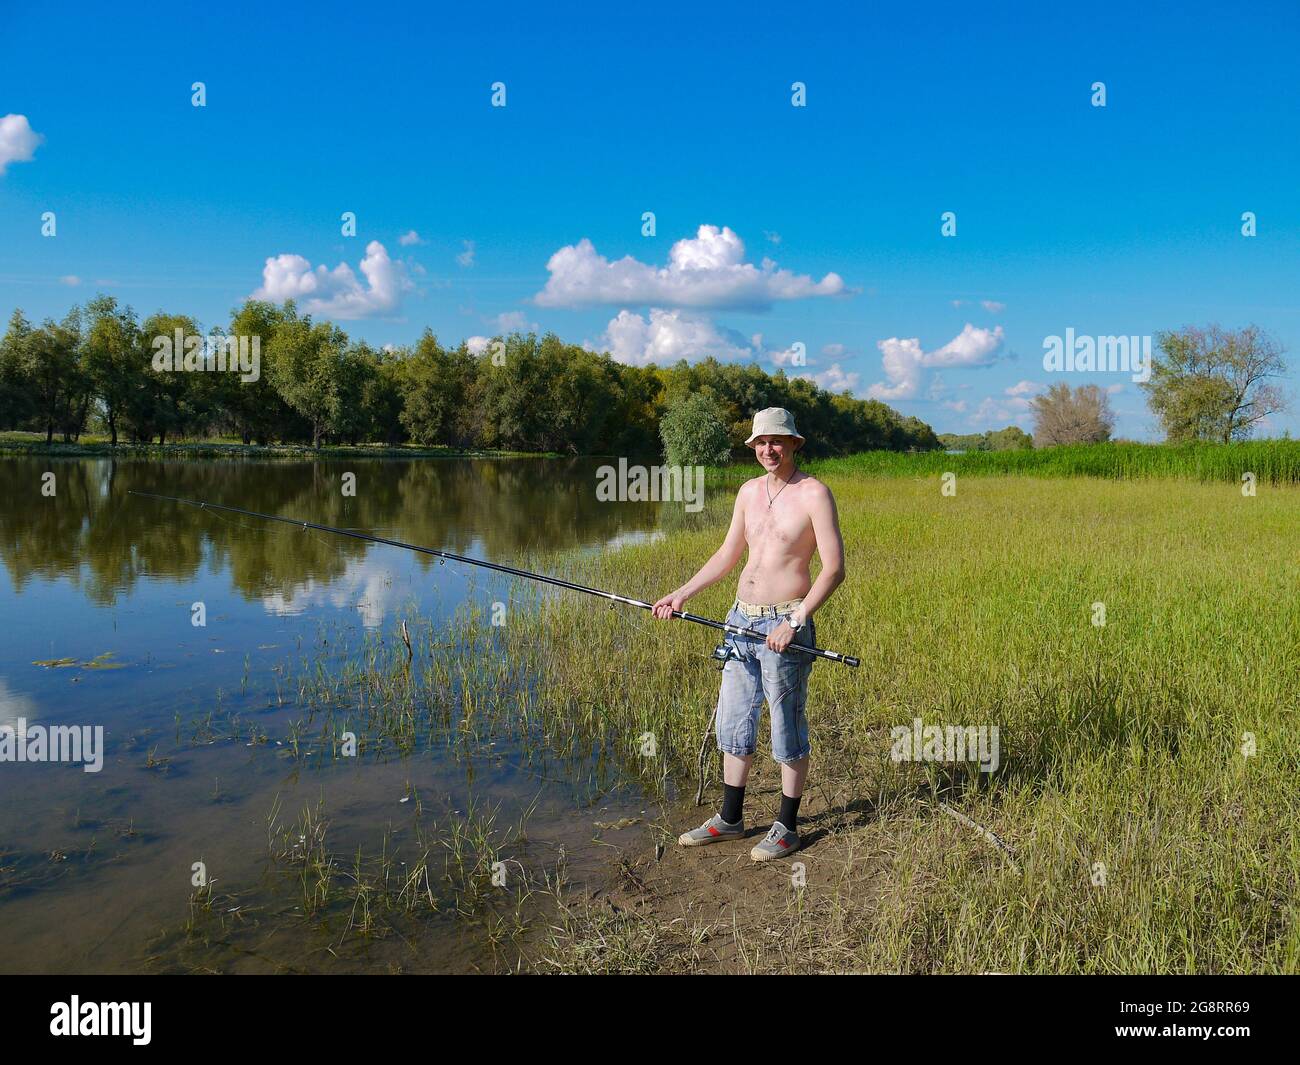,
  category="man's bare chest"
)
[745,496,813,549]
